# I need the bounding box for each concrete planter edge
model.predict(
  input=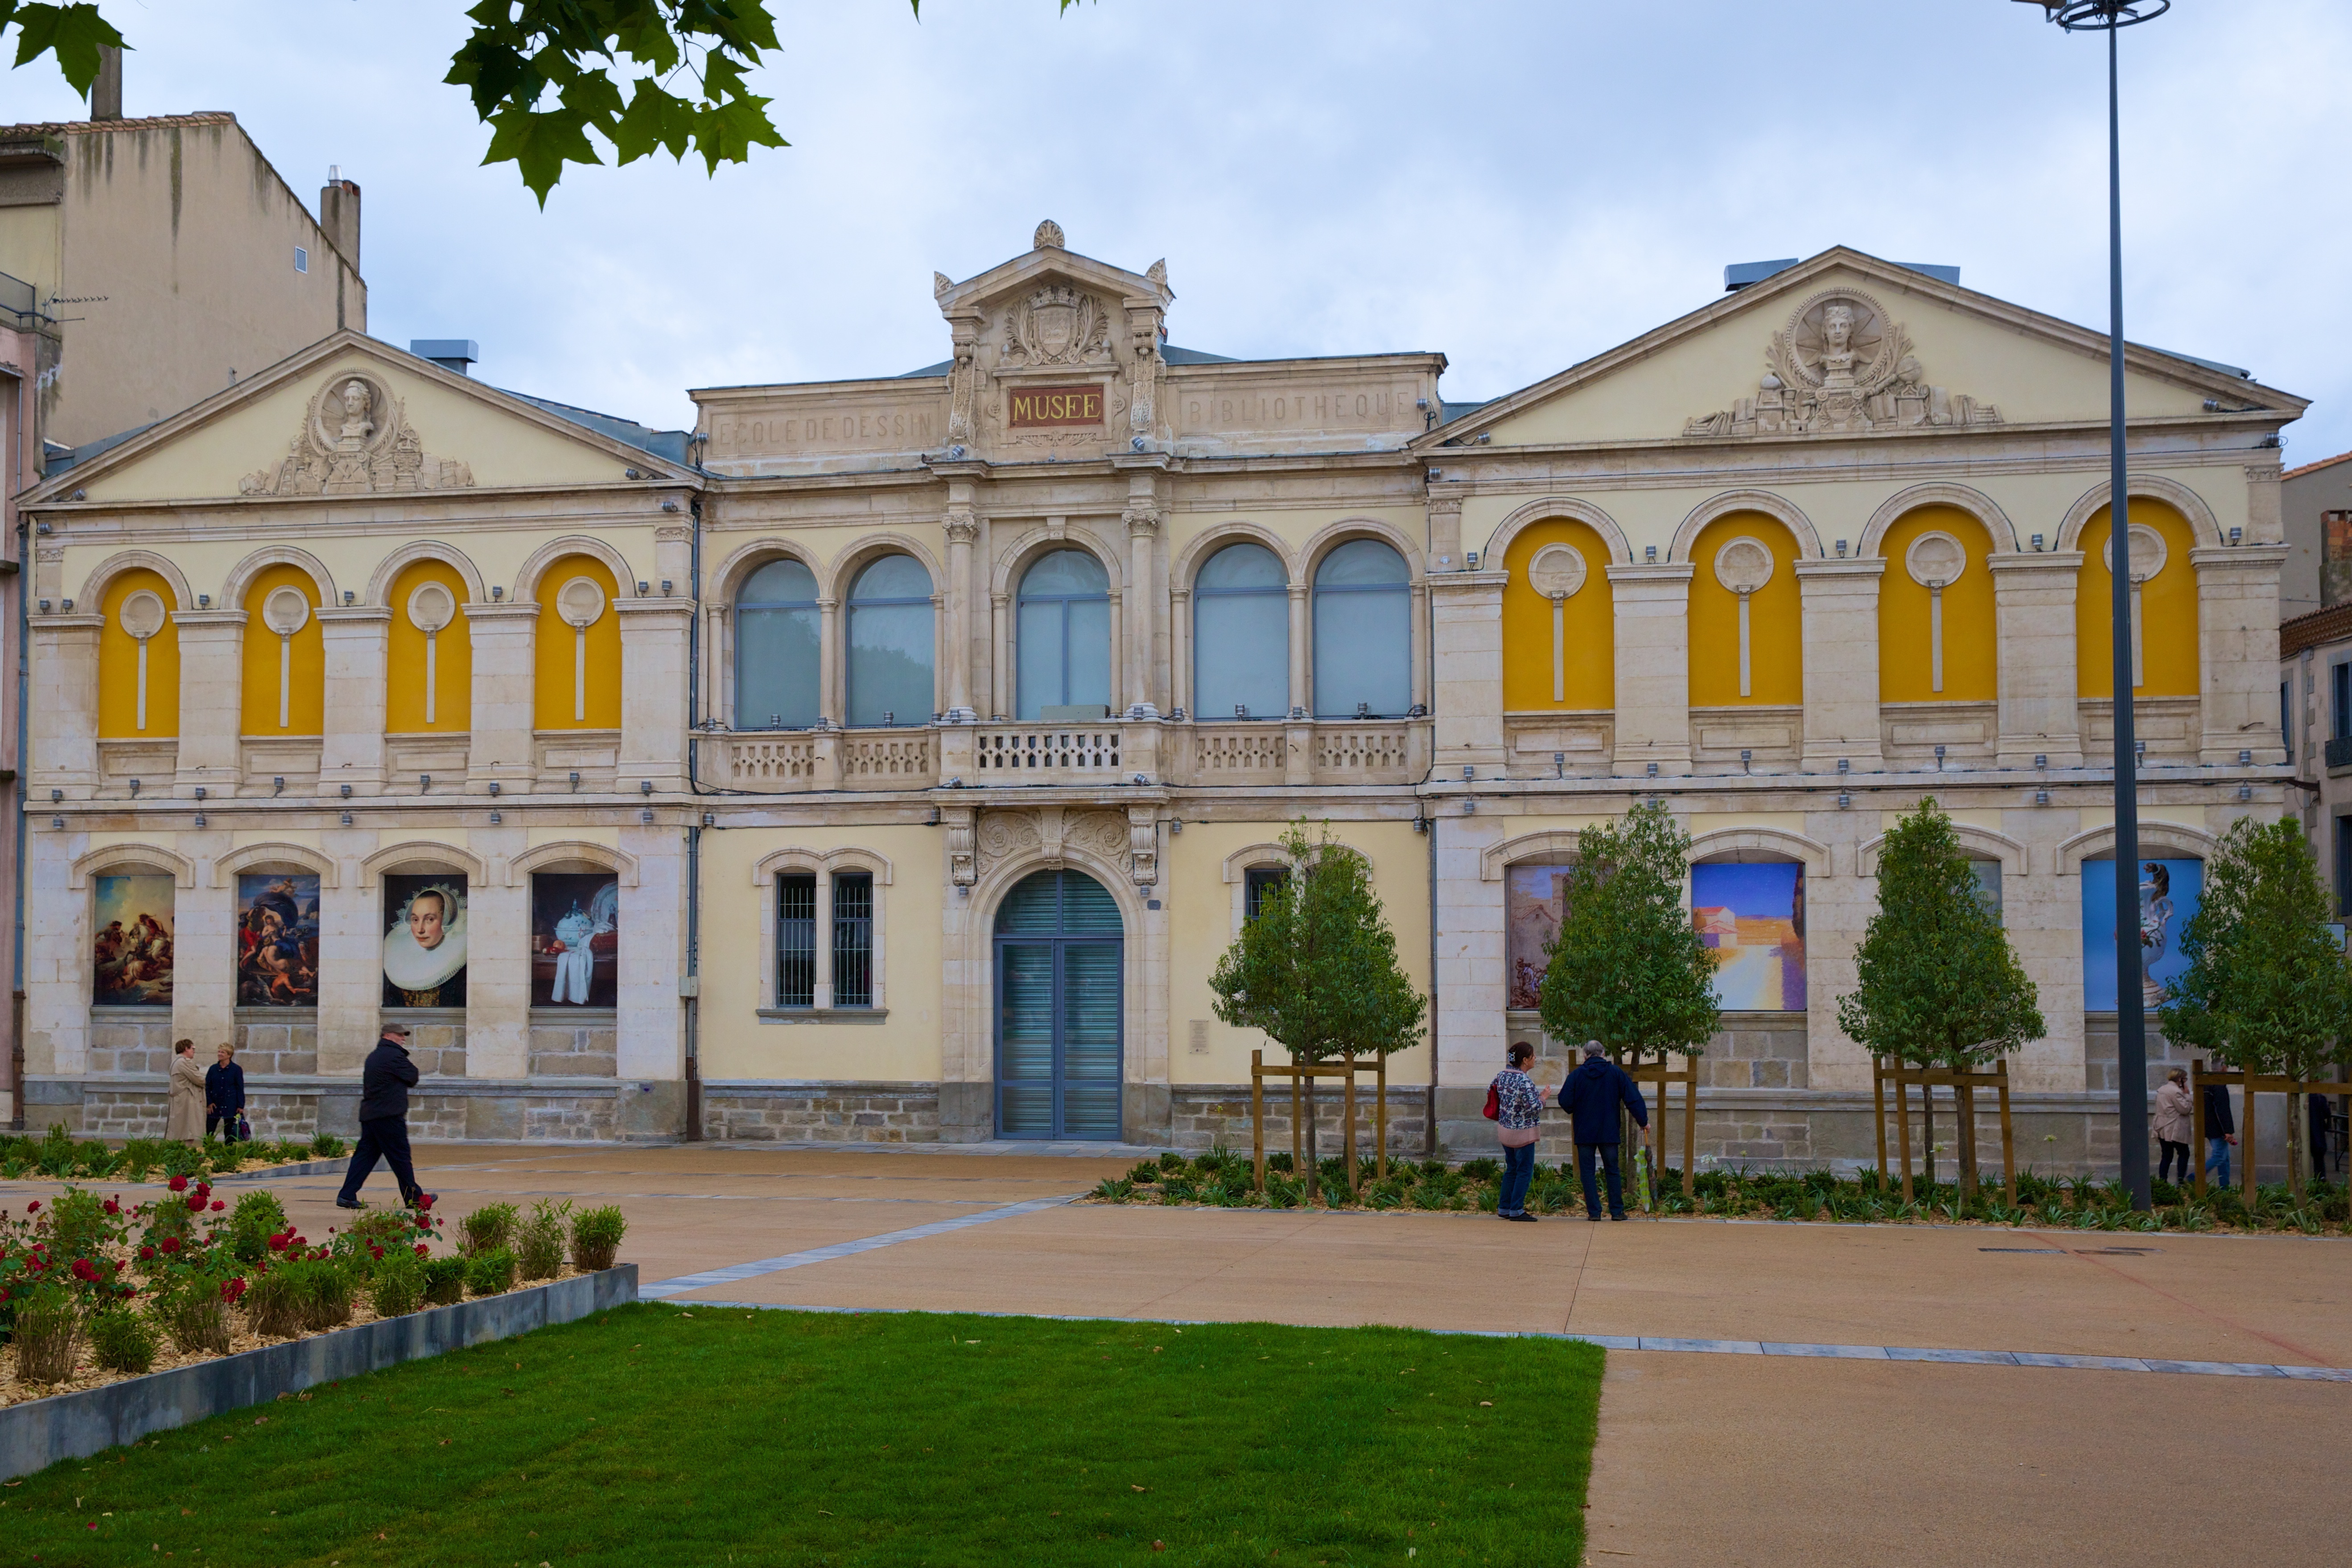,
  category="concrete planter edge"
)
[0,1263,639,1482]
